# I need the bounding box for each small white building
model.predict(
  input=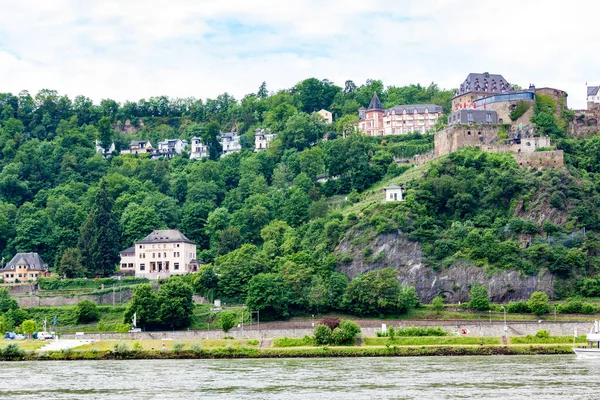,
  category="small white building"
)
[382,185,404,202]
[220,132,242,157]
[119,247,136,271]
[587,85,600,109]
[254,128,277,152]
[155,139,188,158]
[190,137,209,159]
[95,140,115,156]
[120,229,201,280]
